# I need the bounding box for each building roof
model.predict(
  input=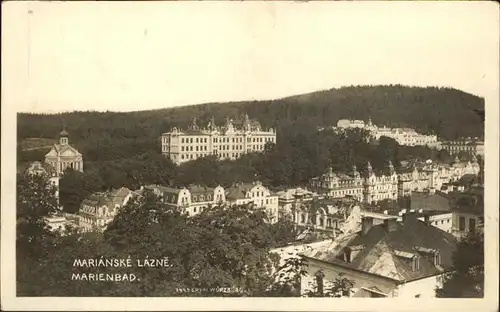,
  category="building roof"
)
[226,184,251,200]
[109,187,132,206]
[410,191,451,212]
[45,143,82,158]
[81,193,113,208]
[188,184,215,194]
[301,216,457,283]
[19,161,57,177]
